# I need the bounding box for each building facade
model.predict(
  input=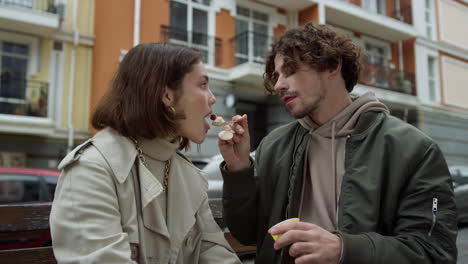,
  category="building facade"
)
[92,0,468,165]
[0,0,94,168]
